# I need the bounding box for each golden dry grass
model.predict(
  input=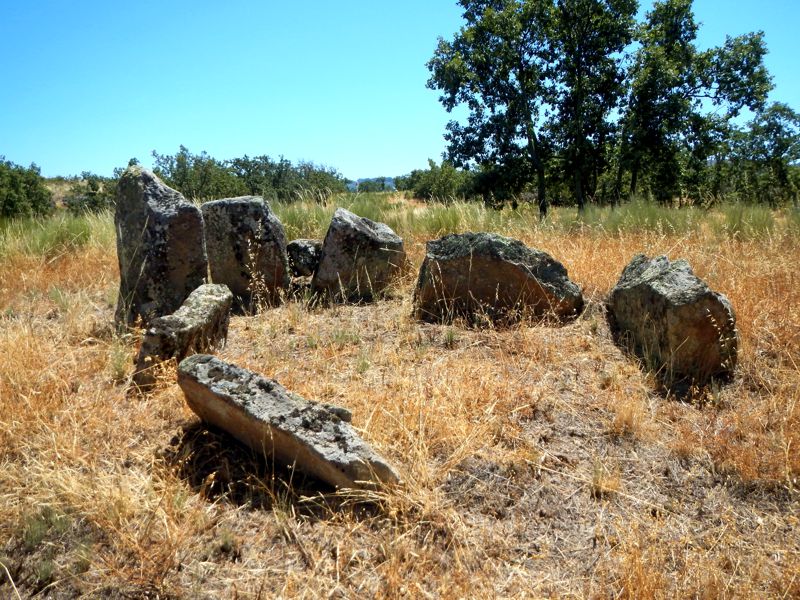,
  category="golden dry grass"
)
[1,200,798,598]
